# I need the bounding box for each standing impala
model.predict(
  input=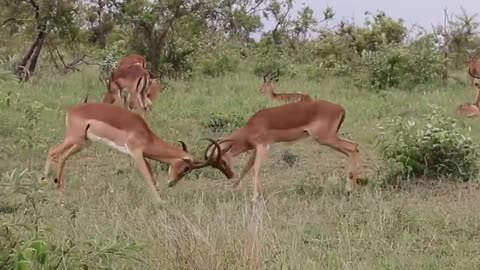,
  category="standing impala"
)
[467,49,480,86]
[259,70,311,103]
[43,102,233,201]
[206,98,360,201]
